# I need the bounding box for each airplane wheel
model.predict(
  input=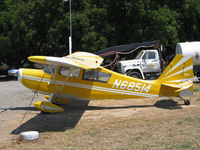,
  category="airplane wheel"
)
[52,101,61,105]
[184,100,190,105]
[41,111,50,114]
